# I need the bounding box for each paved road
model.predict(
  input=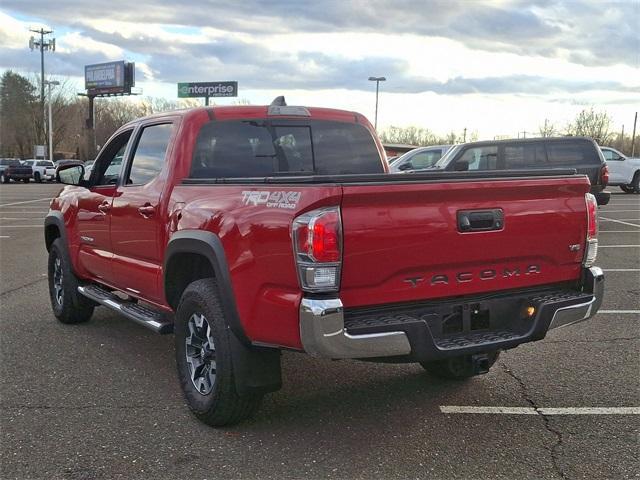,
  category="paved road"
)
[1,183,638,479]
